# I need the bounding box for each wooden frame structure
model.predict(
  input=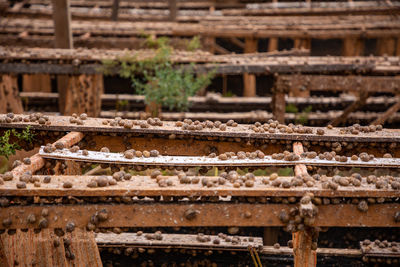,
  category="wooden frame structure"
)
[0,115,399,266]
